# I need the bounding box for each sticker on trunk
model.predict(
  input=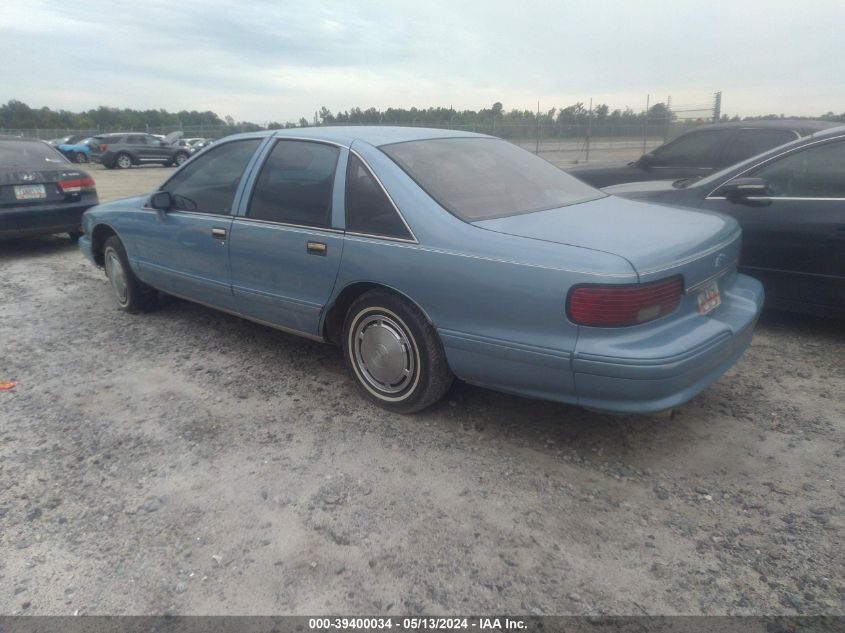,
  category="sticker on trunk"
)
[697,280,721,315]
